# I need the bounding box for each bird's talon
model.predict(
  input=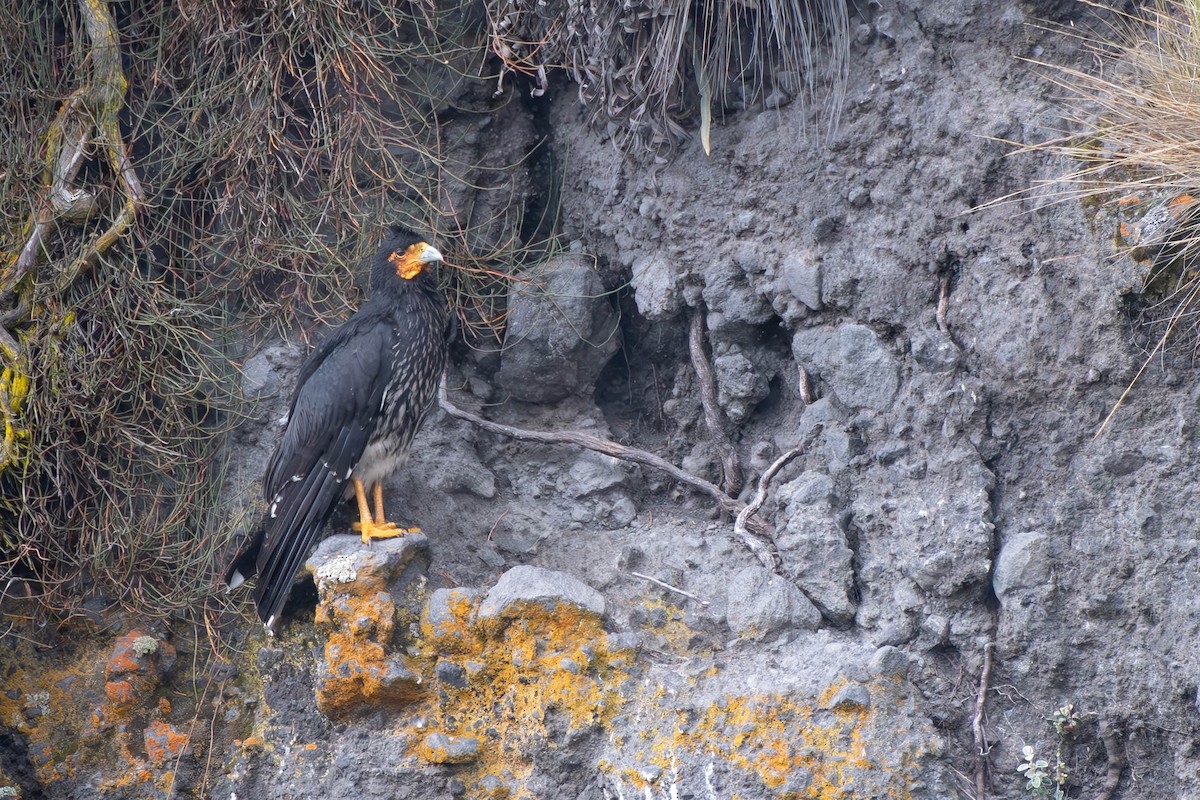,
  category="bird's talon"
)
[355,520,410,543]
